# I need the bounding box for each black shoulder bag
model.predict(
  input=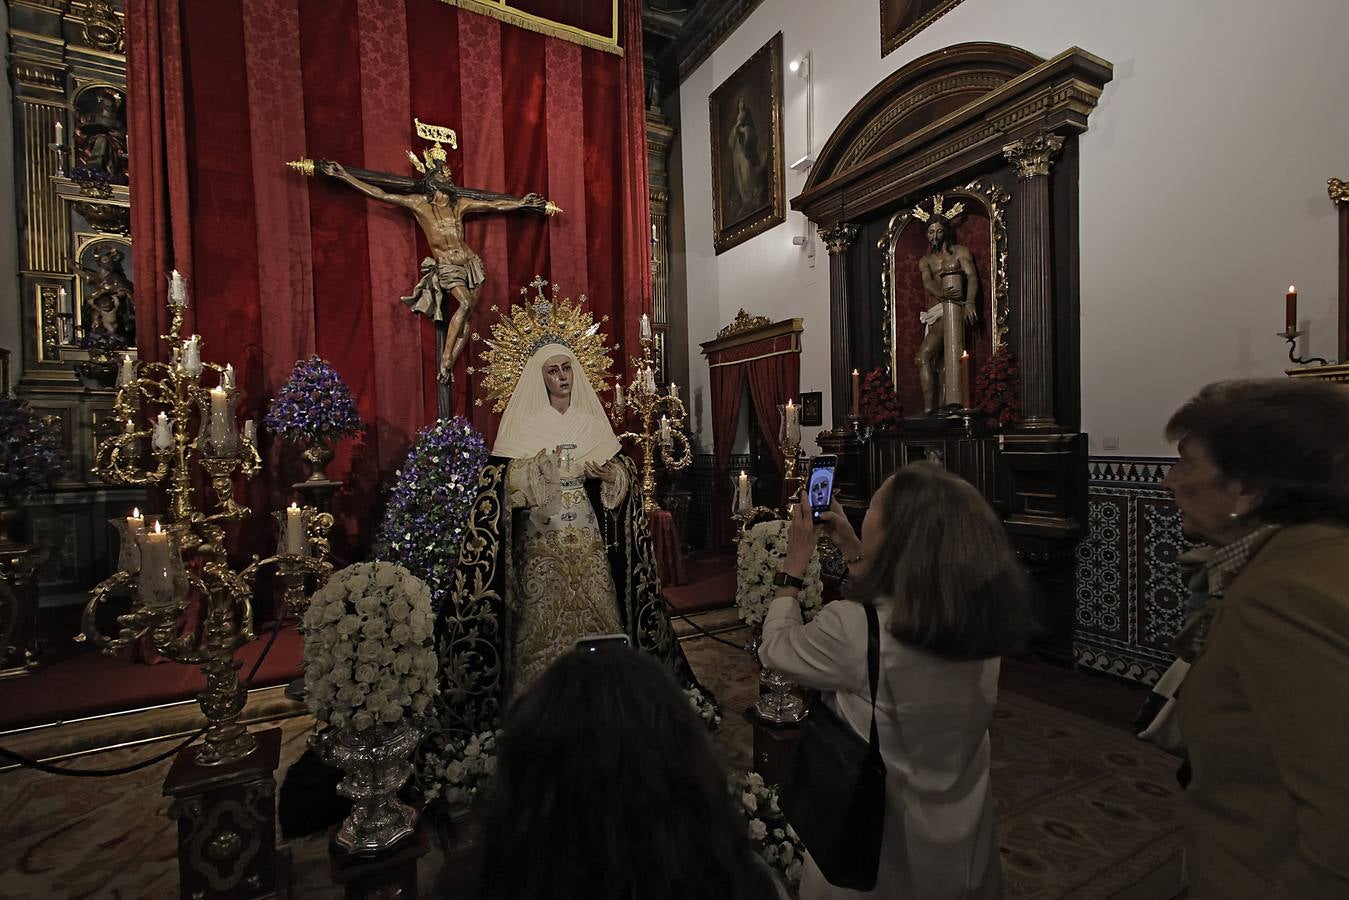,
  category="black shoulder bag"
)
[779,603,886,890]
